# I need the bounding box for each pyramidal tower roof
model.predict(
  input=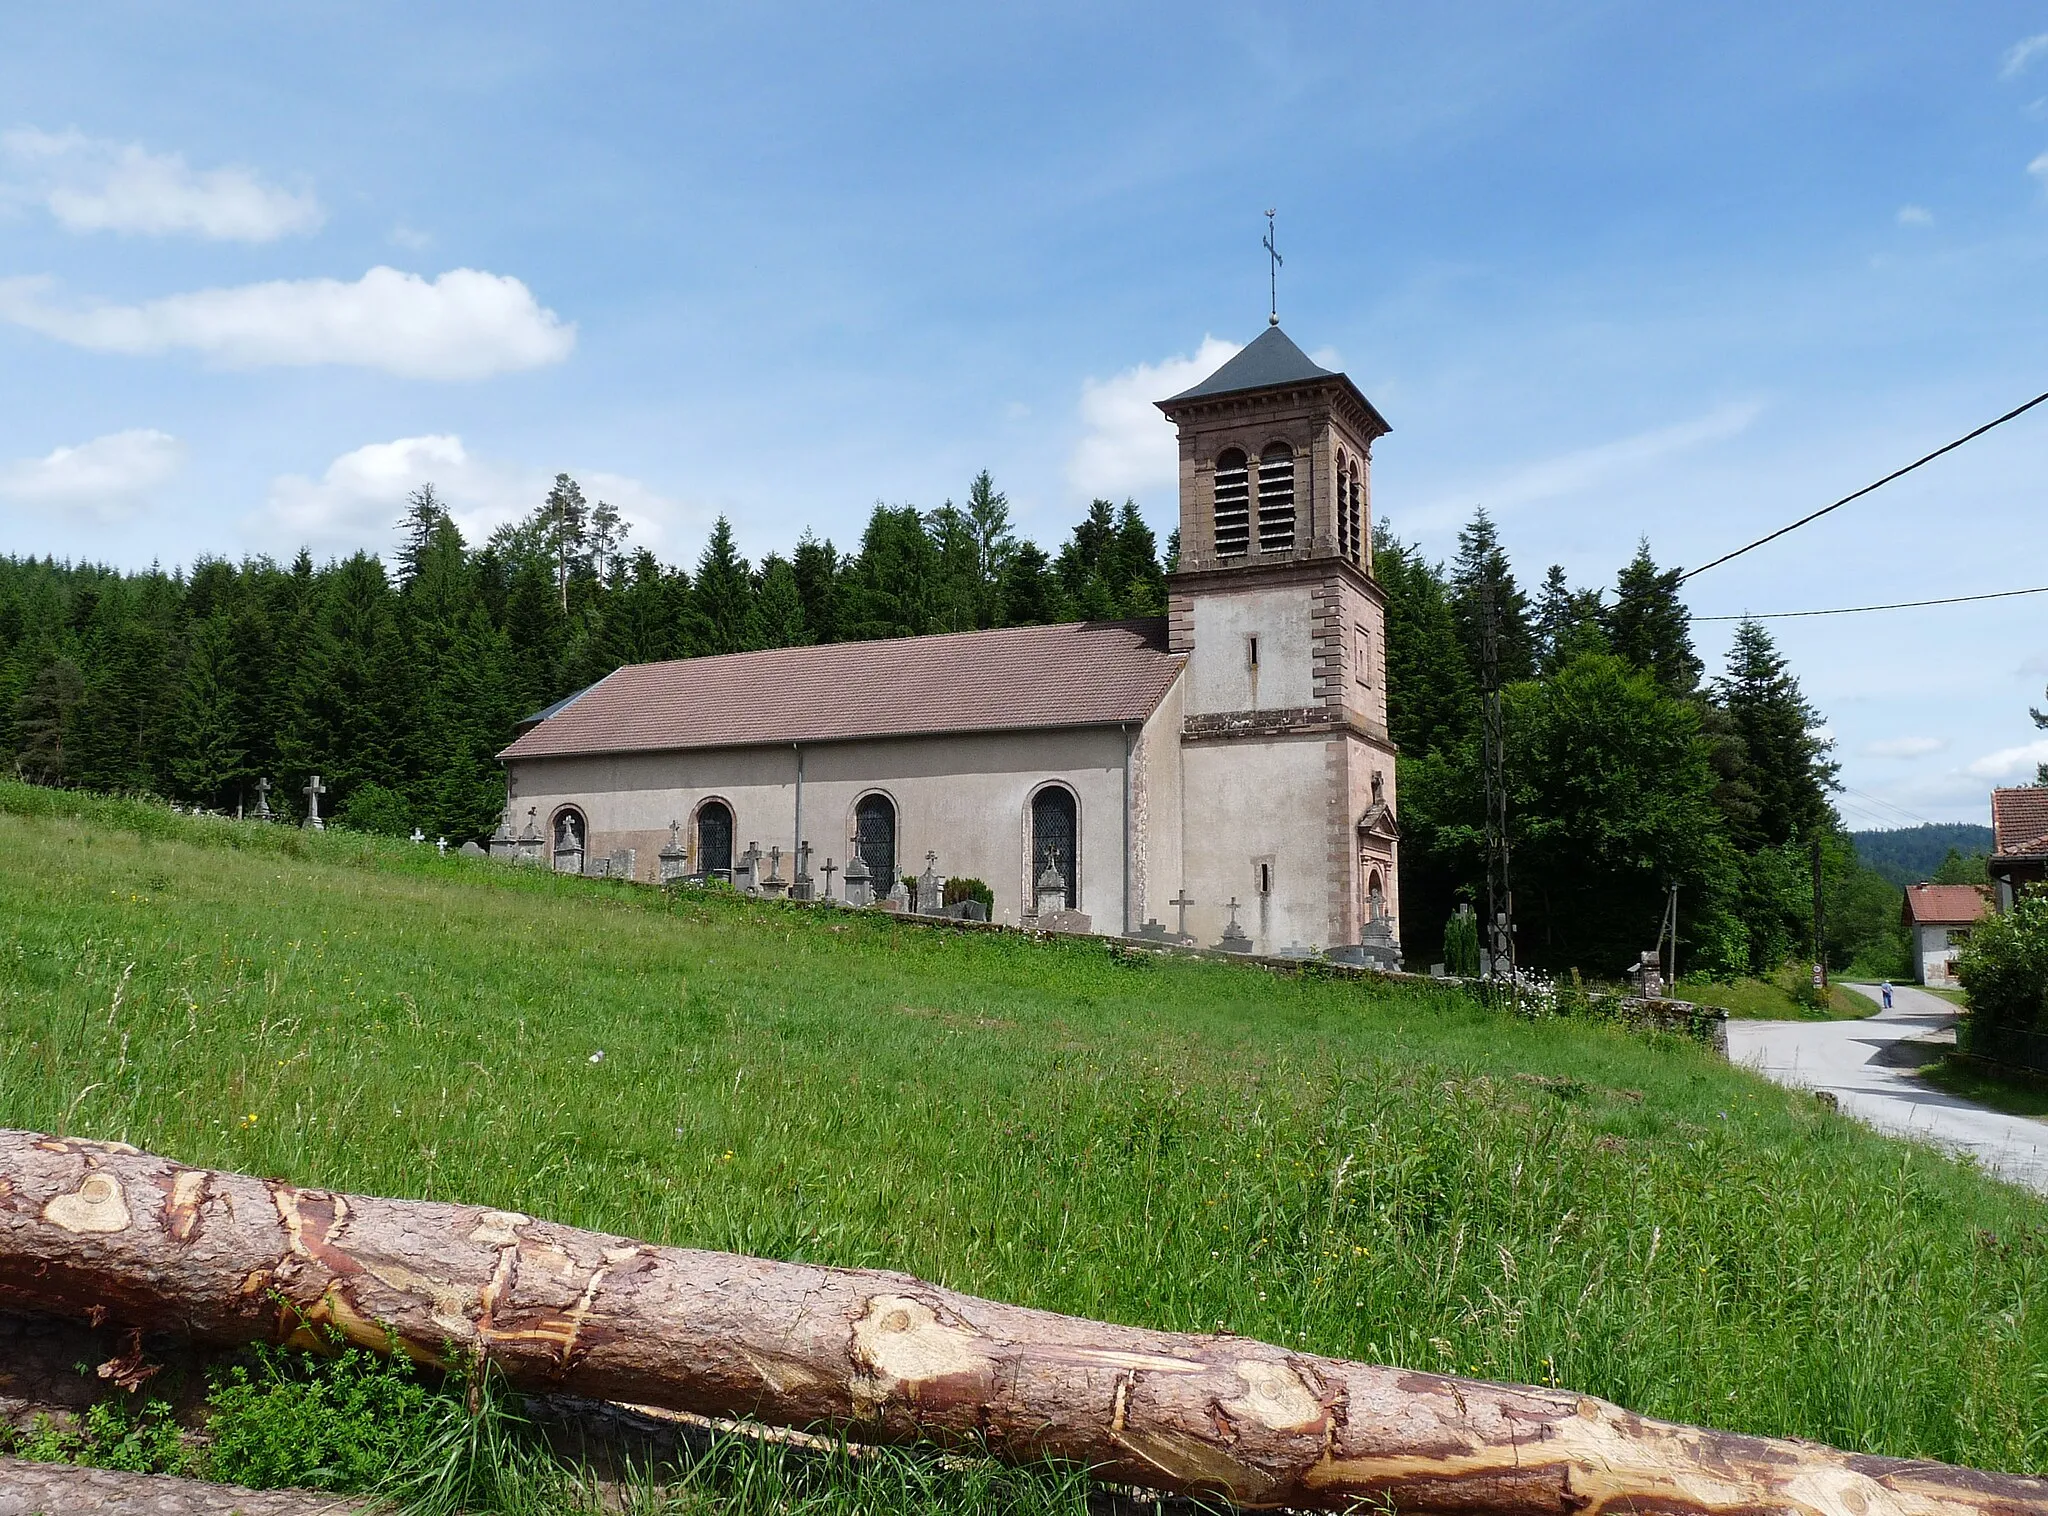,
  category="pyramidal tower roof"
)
[1168,325,1335,400]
